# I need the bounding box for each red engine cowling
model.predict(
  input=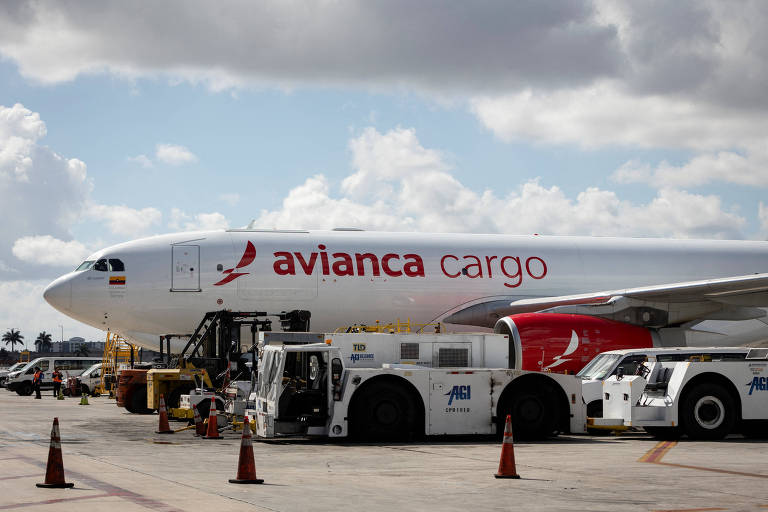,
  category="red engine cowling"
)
[494,313,654,374]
